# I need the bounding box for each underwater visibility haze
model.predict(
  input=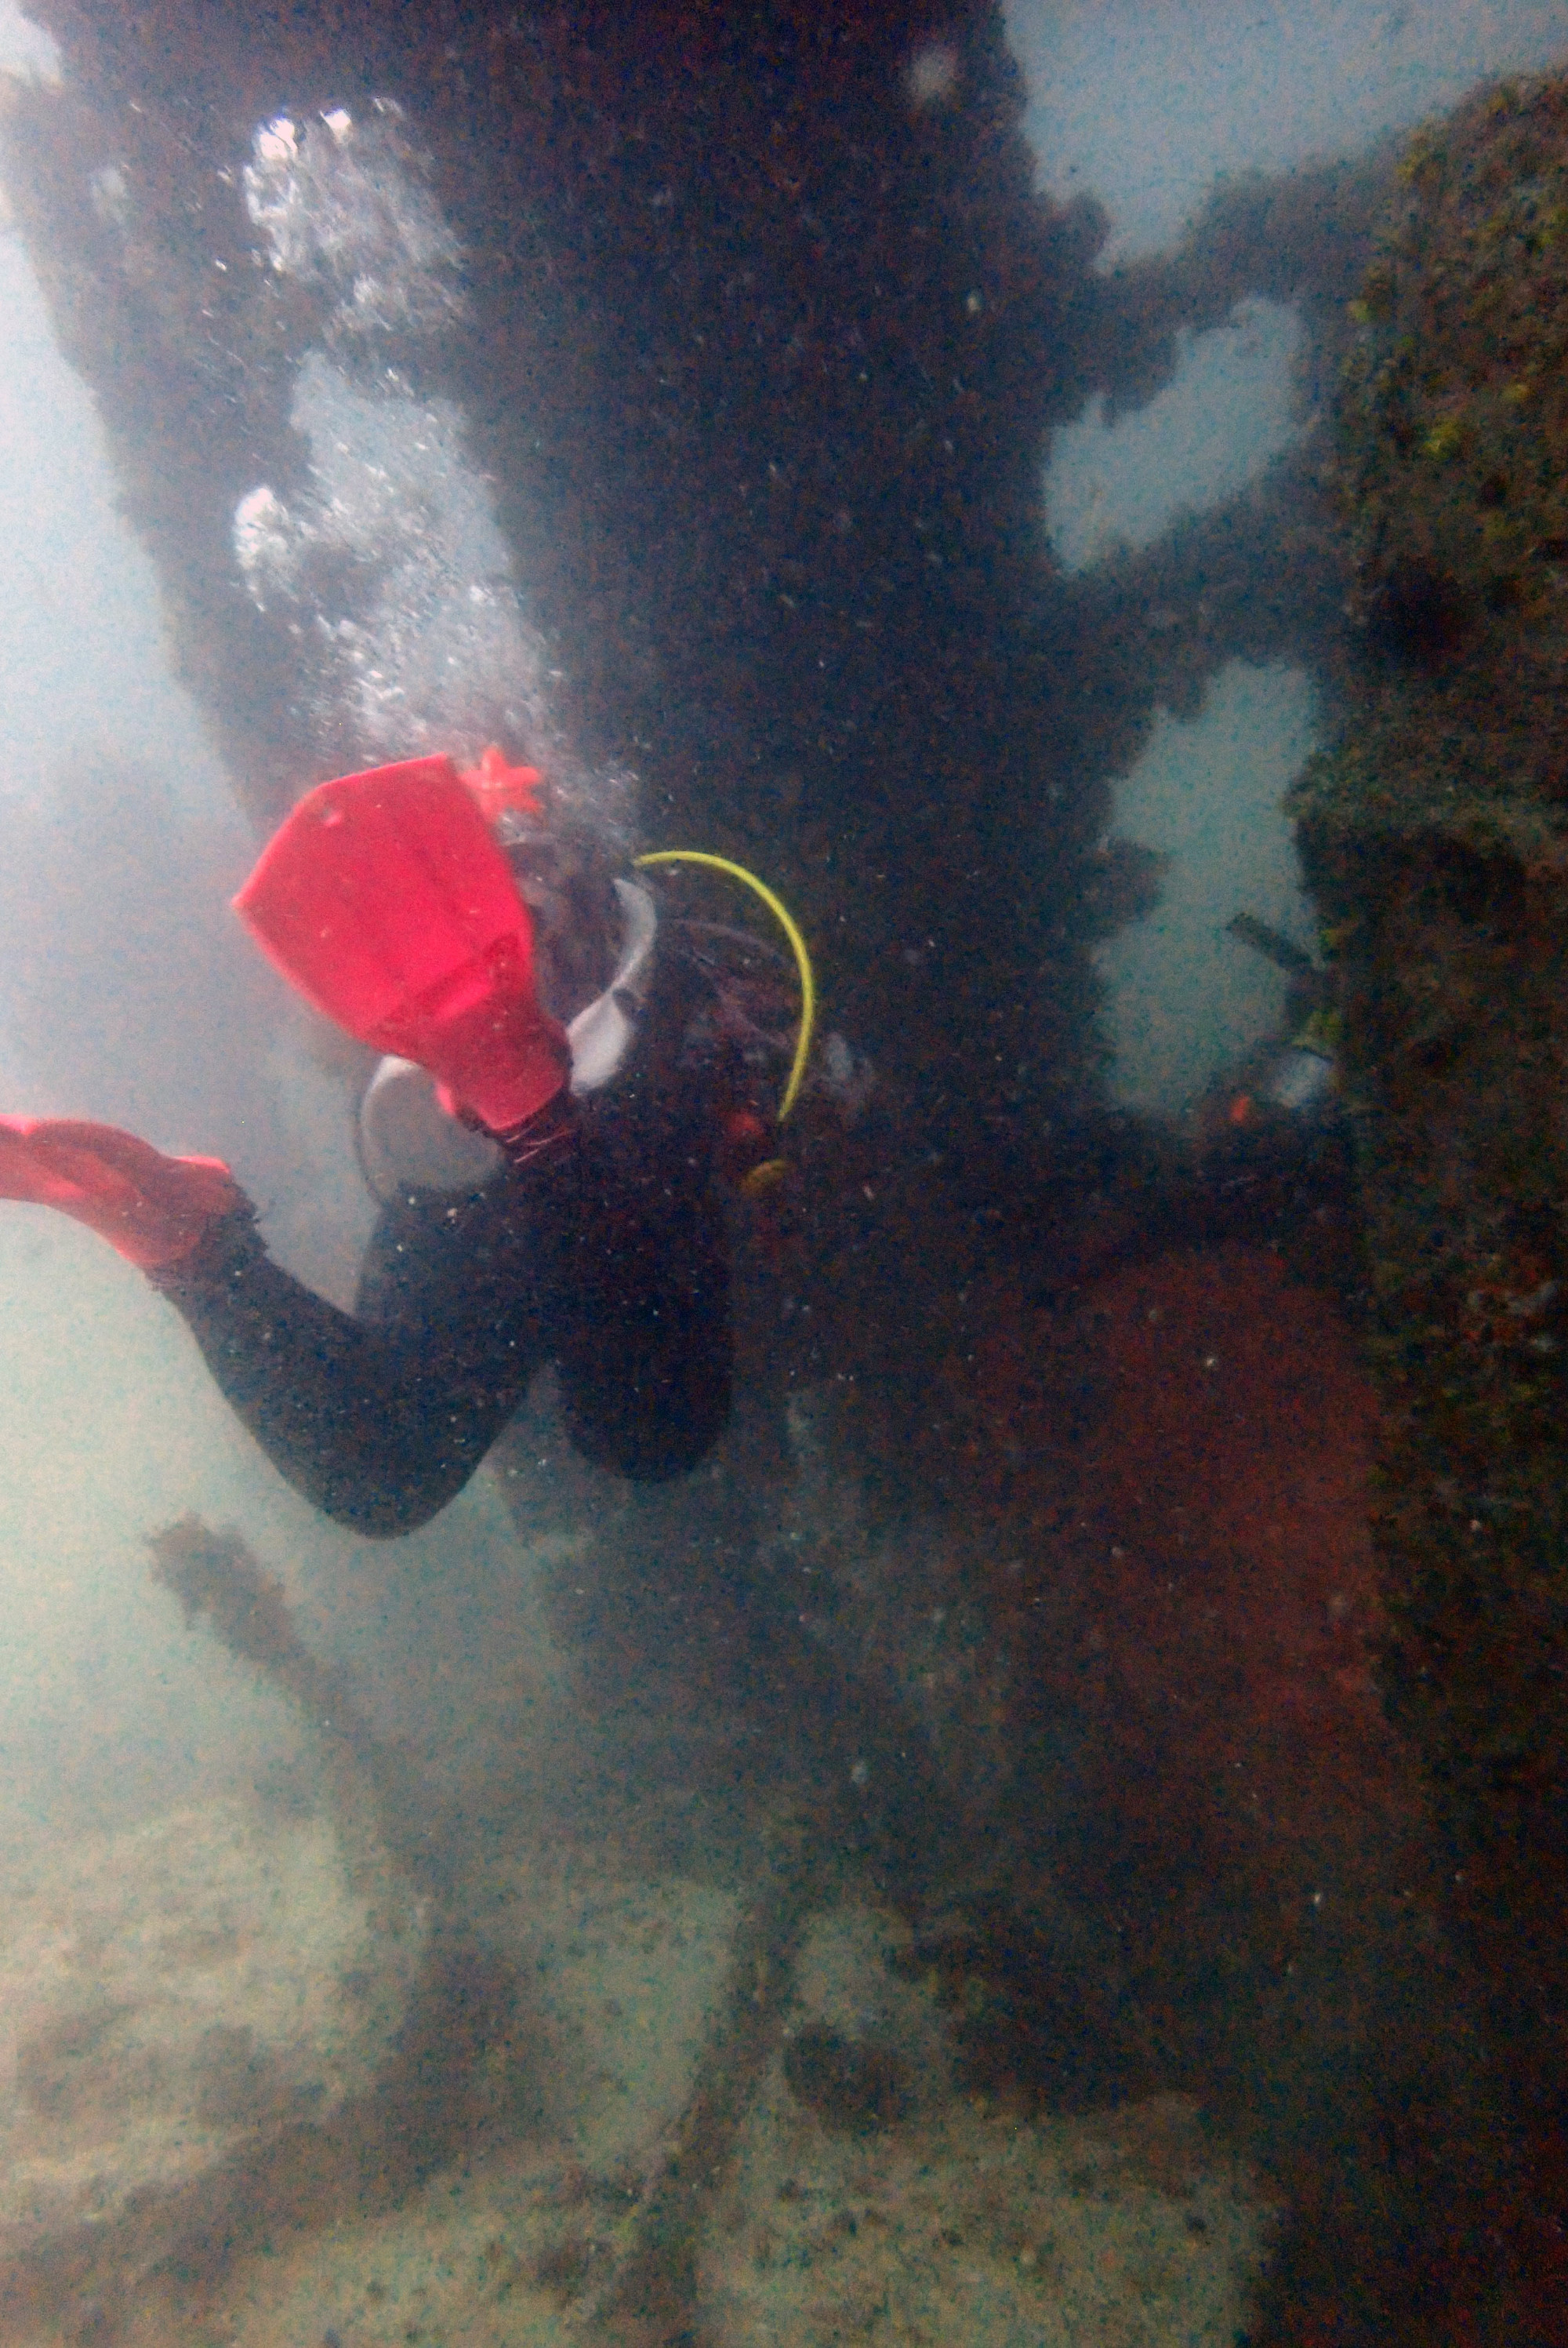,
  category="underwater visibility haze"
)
[1,2,1567,2341]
